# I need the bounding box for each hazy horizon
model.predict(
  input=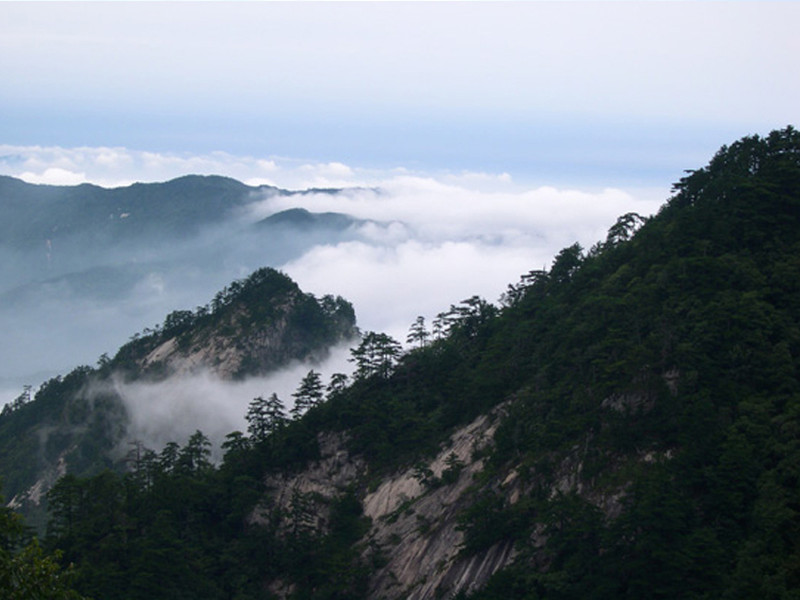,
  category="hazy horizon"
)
[3,2,796,189]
